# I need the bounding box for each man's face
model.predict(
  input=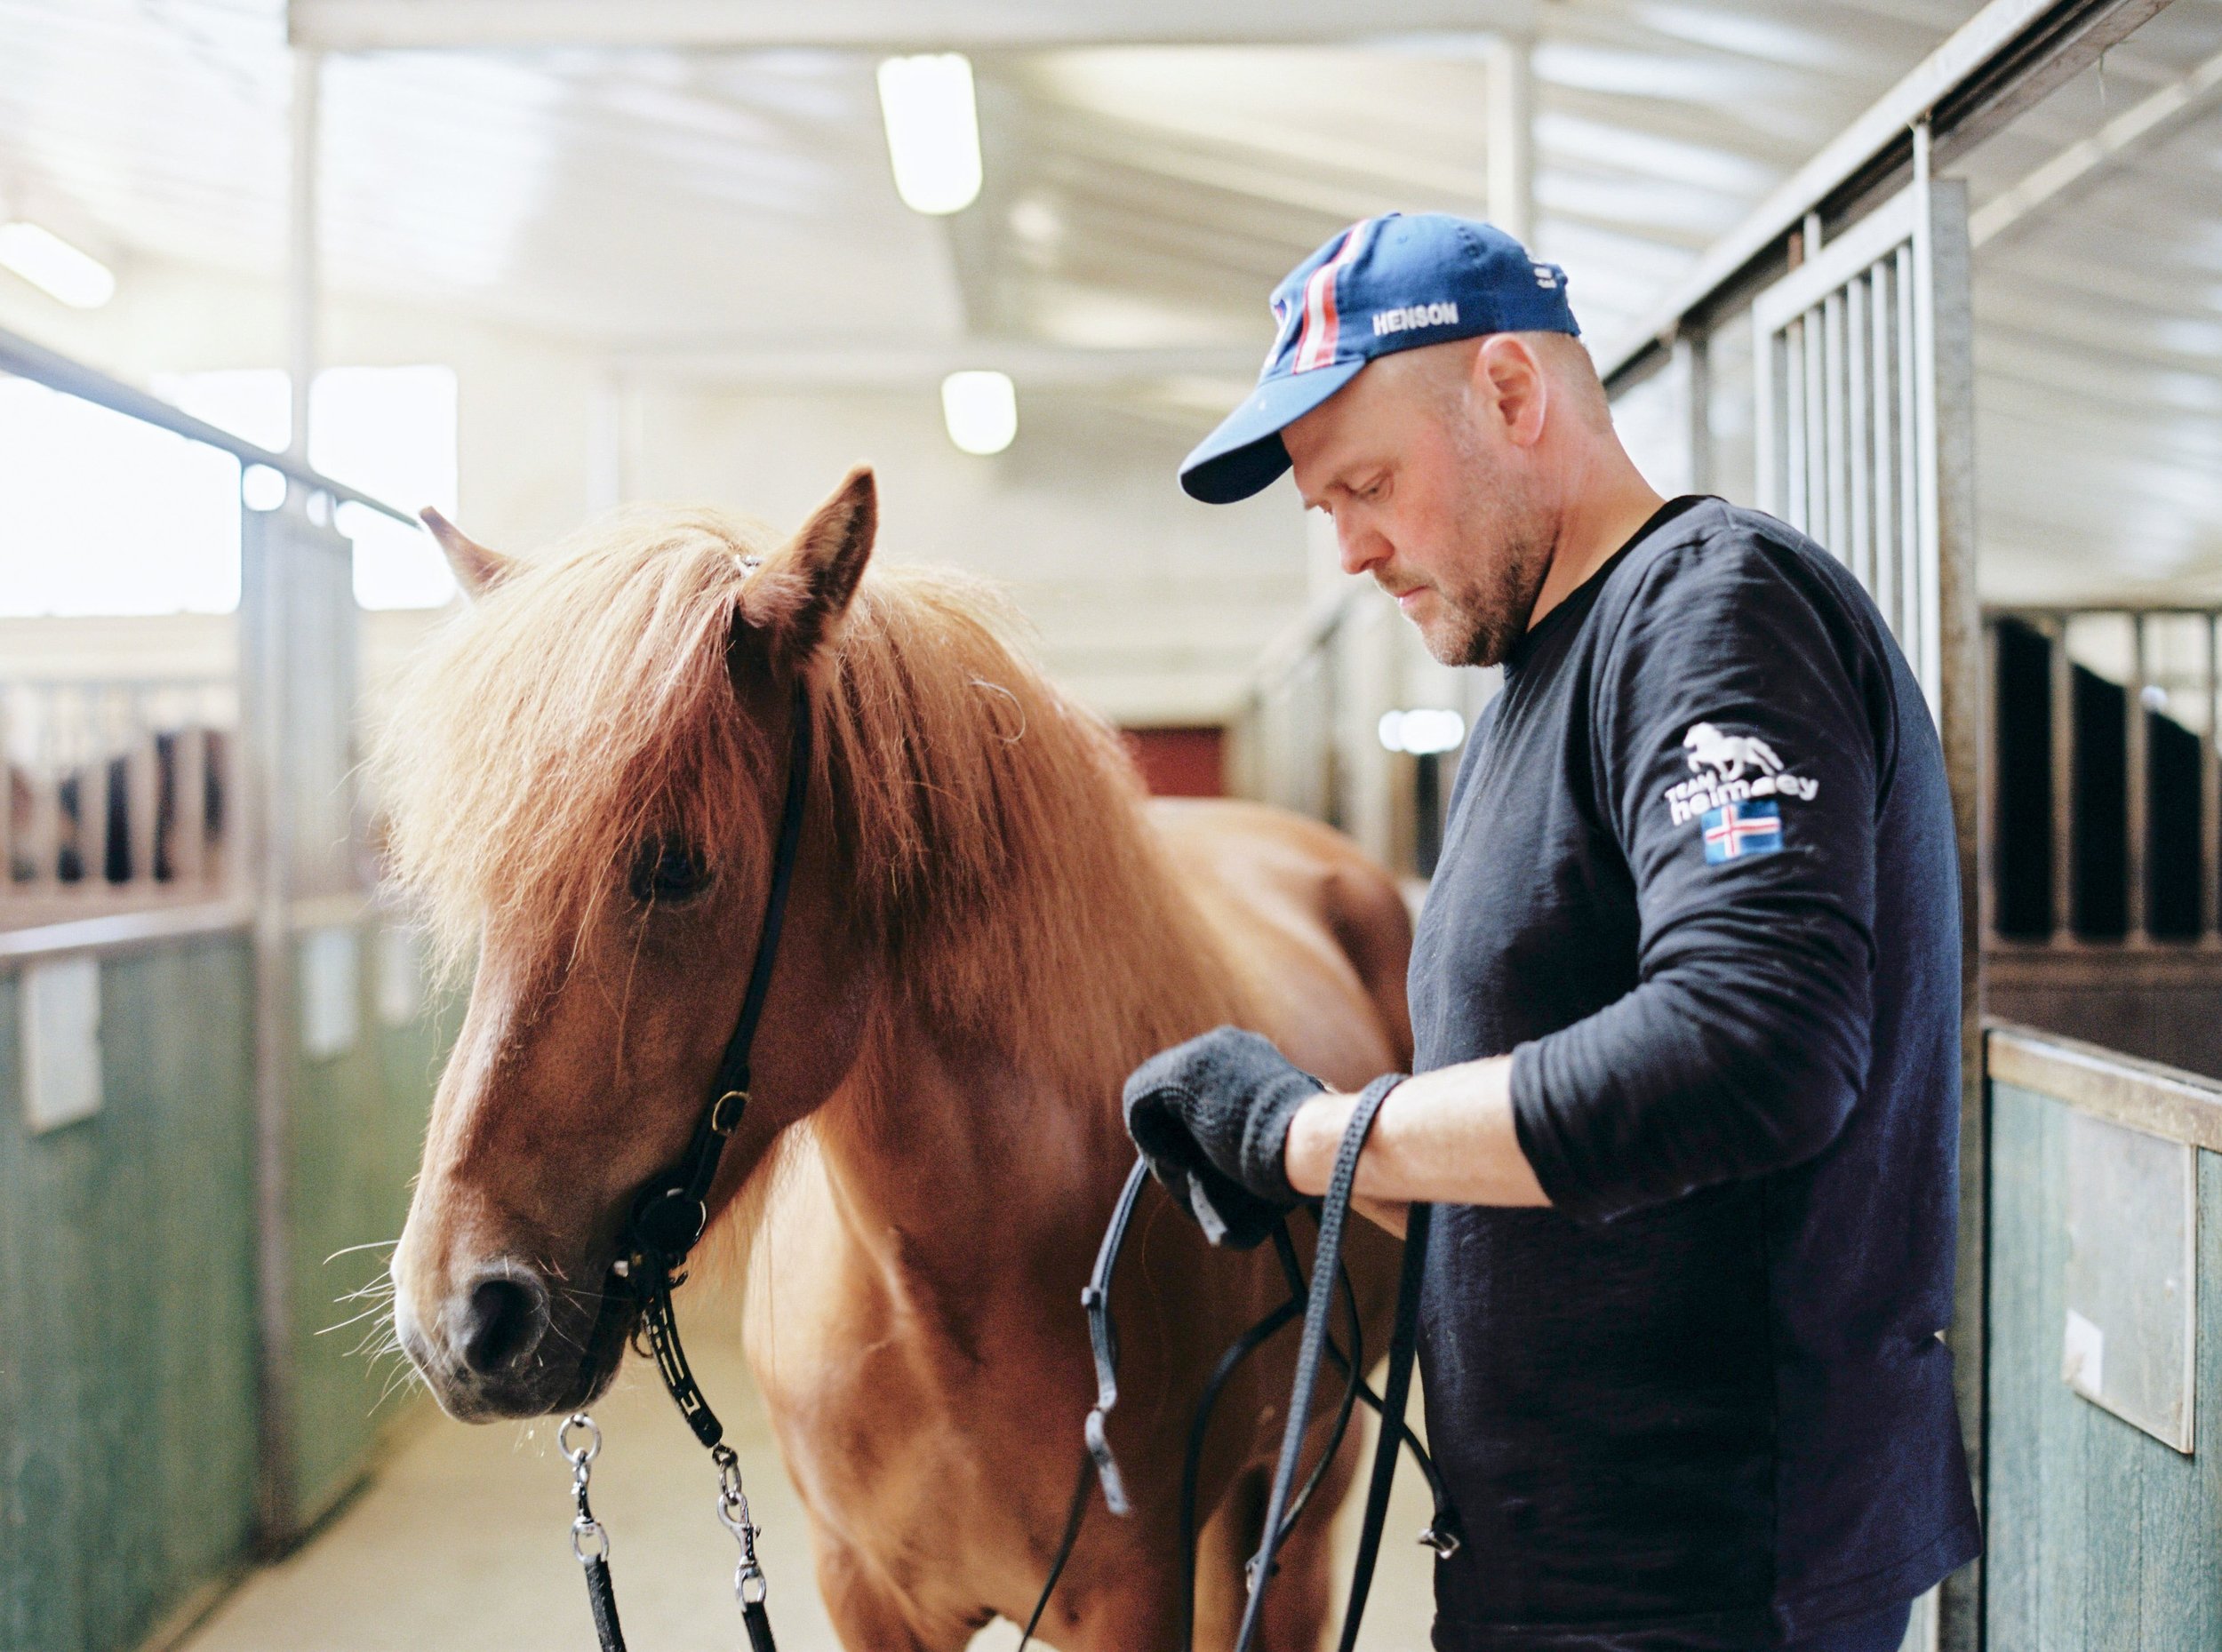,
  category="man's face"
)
[1283,341,1554,667]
